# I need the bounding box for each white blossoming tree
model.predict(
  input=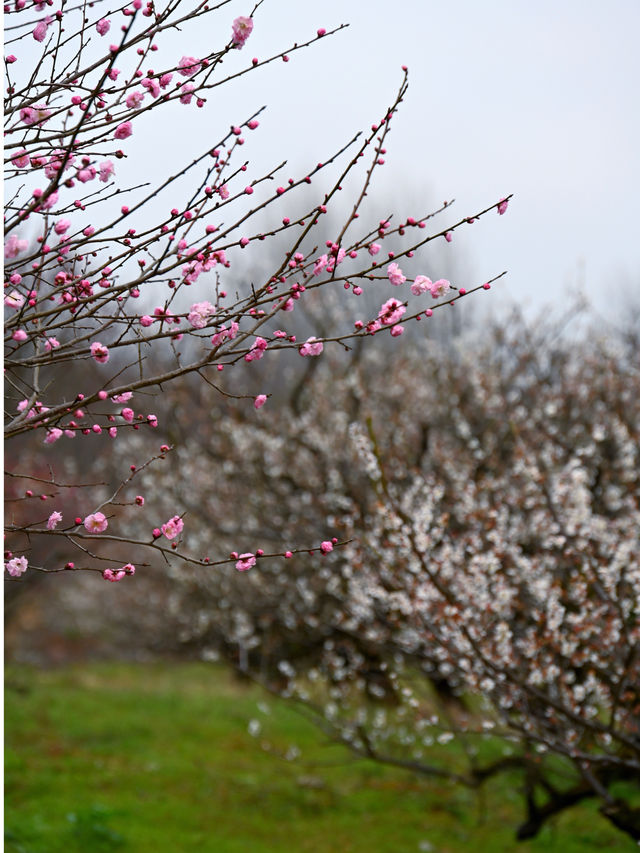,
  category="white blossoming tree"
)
[151,312,640,842]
